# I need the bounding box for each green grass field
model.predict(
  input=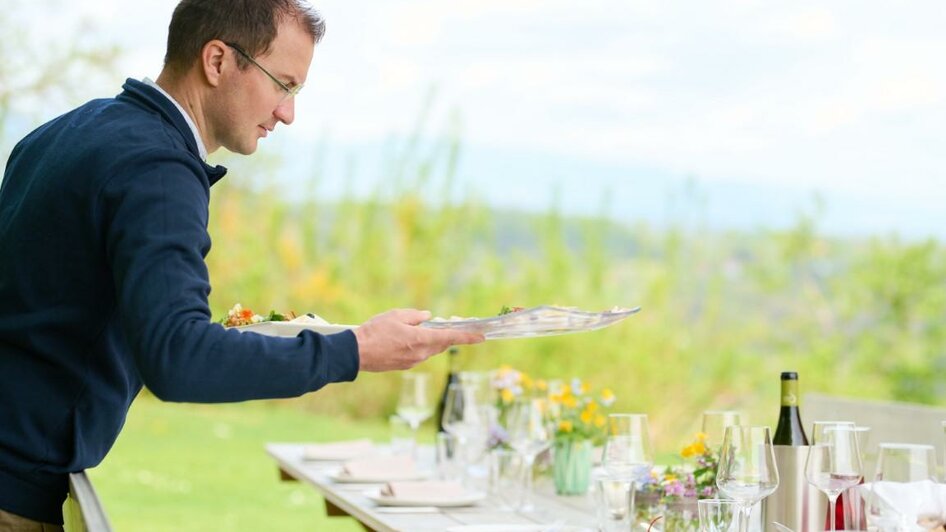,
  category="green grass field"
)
[89,394,396,531]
